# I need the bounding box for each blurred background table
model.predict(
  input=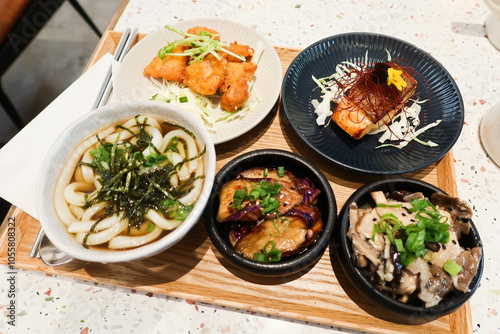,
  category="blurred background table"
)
[1,0,499,333]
